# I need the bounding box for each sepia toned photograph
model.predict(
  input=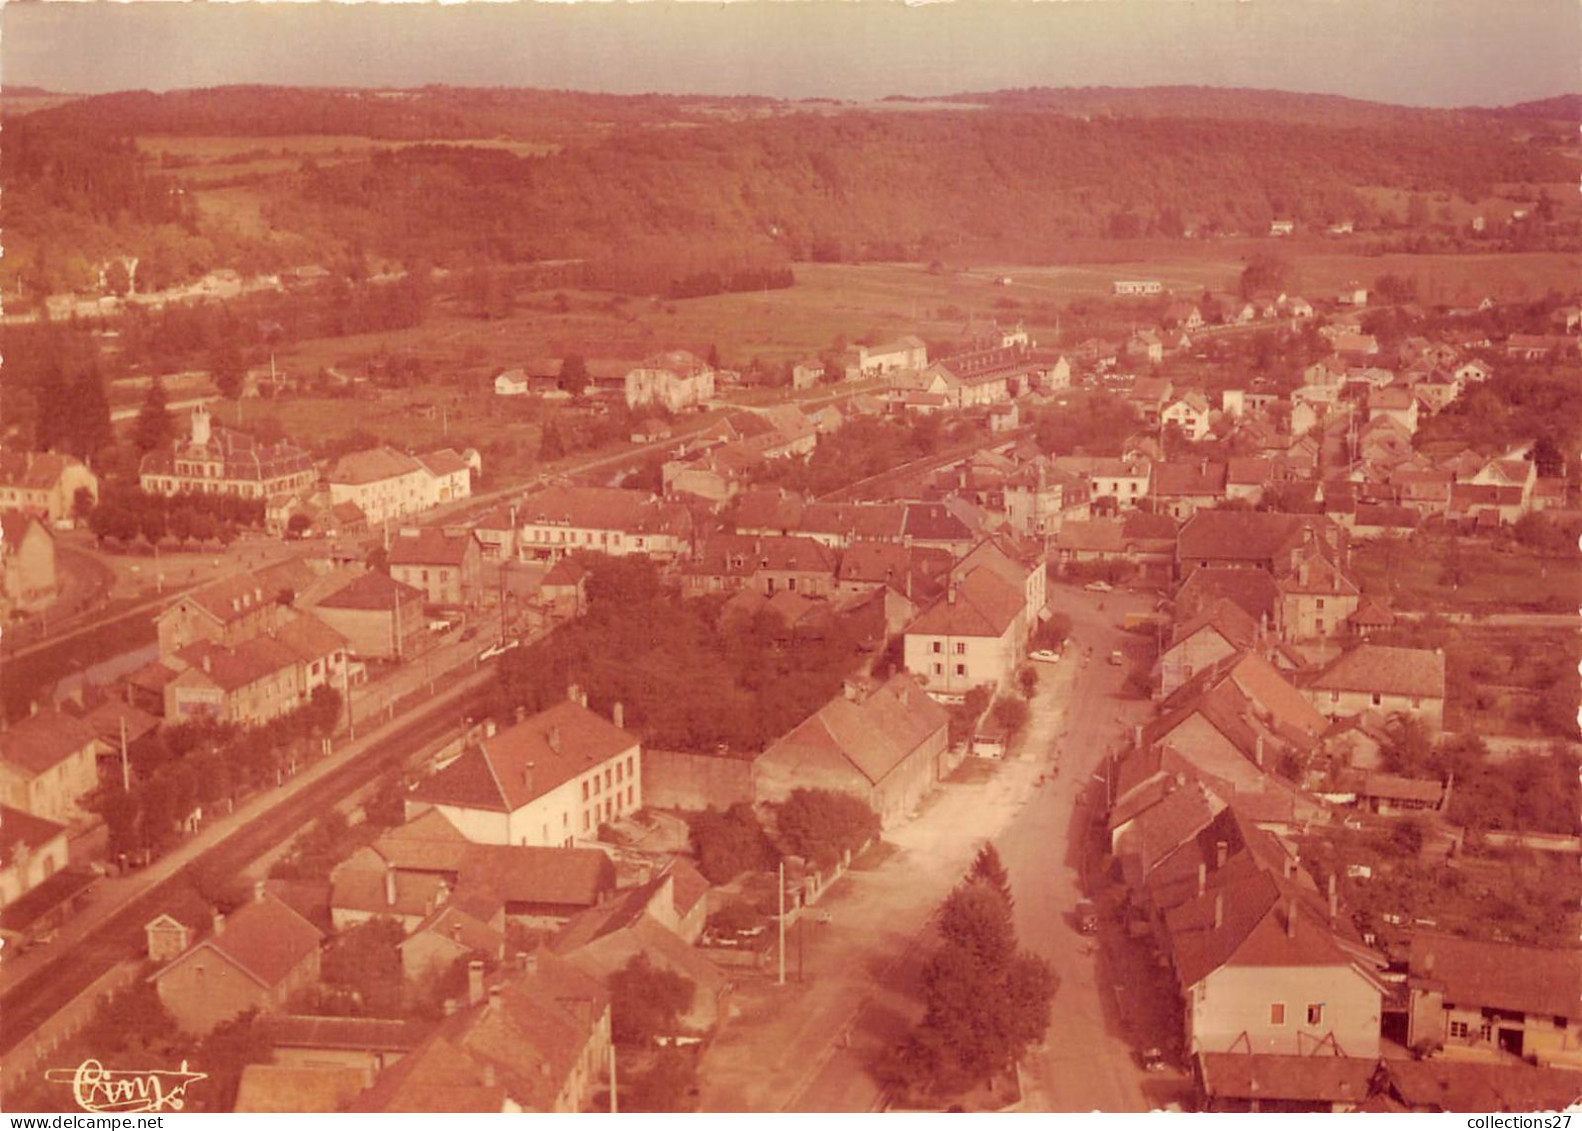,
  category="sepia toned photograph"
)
[0,0,1578,1116]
